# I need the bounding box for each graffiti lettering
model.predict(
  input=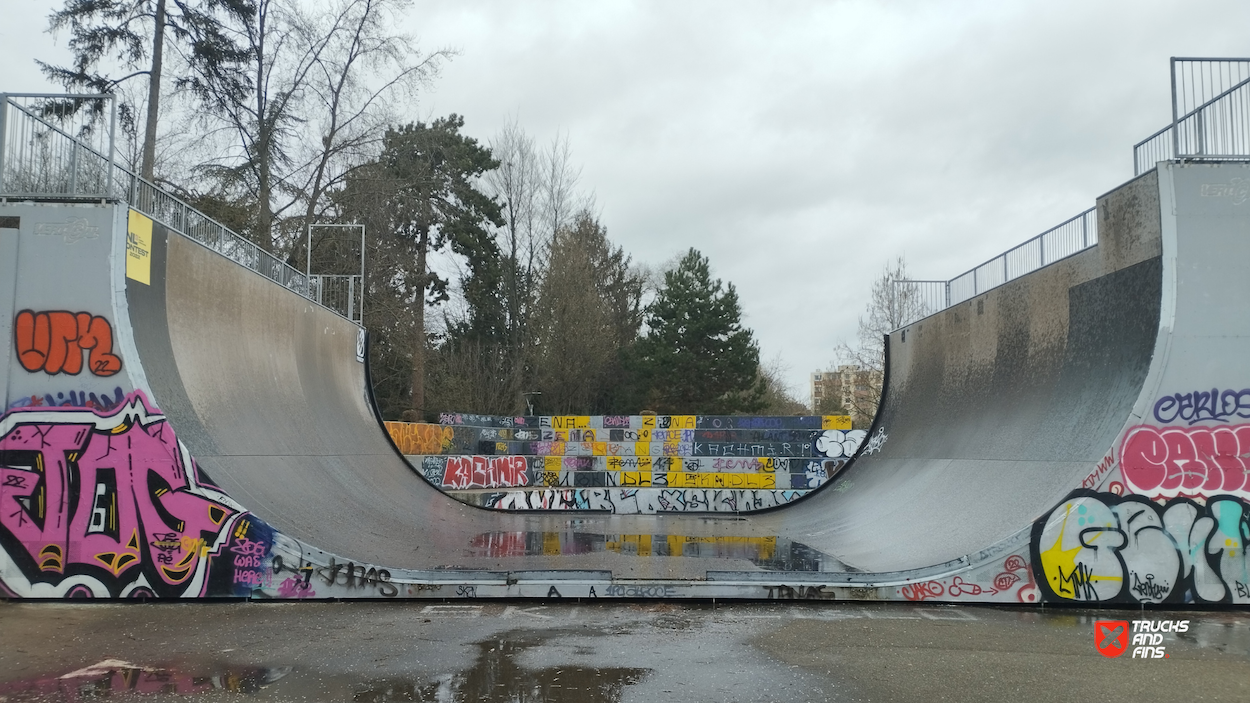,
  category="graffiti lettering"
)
[766,584,835,600]
[603,584,676,597]
[0,393,240,597]
[900,581,944,601]
[14,310,122,377]
[443,456,529,489]
[1121,423,1250,498]
[1154,388,1250,425]
[1032,489,1250,604]
[385,422,455,455]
